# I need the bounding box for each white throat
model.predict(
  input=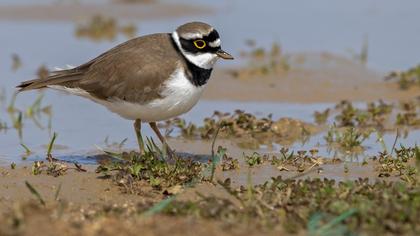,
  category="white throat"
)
[172,31,219,70]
